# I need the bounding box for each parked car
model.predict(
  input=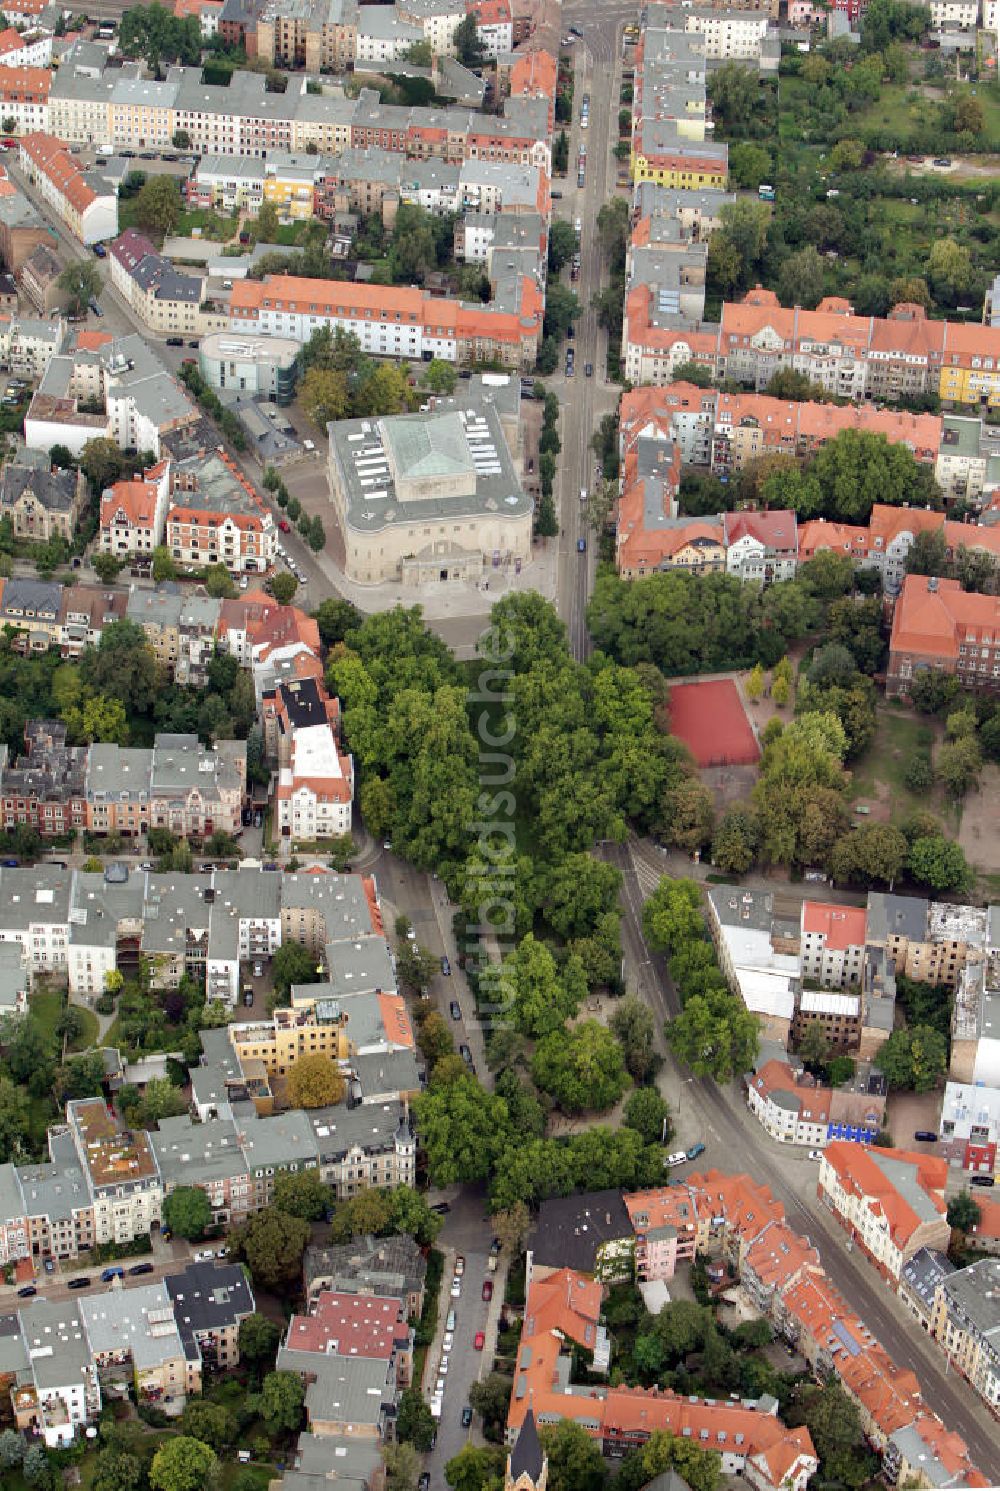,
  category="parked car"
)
[455,1255,465,1276]
[101,1266,124,1282]
[187,340,199,348]
[431,1201,451,1215]
[474,1331,486,1350]
[194,1249,215,1262]
[279,519,291,532]
[17,1285,37,1297]
[577,537,586,553]
[253,960,263,978]
[68,1277,91,1289]
[808,1149,824,1161]
[419,1475,431,1491]
[459,1044,473,1065]
[244,989,254,1007]
[43,1258,55,1274]
[914,1130,938,1142]
[482,1280,493,1301]
[972,1175,996,1187]
[665,1150,687,1168]
[441,955,451,976]
[93,243,107,258]
[461,1406,473,1427]
[128,1262,154,1275]
[445,1310,456,1332]
[436,1376,446,1395]
[450,1000,461,1020]
[88,298,103,317]
[443,1331,454,1351]
[686,1143,706,1161]
[450,1276,461,1298]
[166,337,184,347]
[585,363,593,378]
